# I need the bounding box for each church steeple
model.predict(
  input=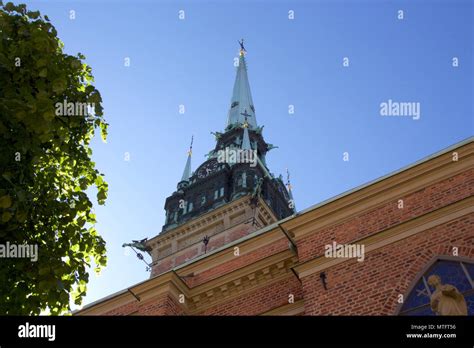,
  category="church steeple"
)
[227,39,257,130]
[161,43,294,234]
[177,136,193,189]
